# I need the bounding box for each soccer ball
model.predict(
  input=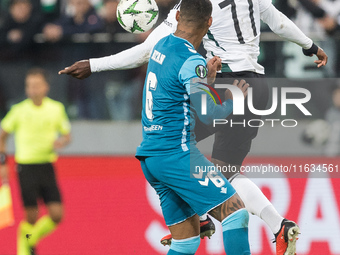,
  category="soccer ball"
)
[301,119,331,147]
[116,0,159,34]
